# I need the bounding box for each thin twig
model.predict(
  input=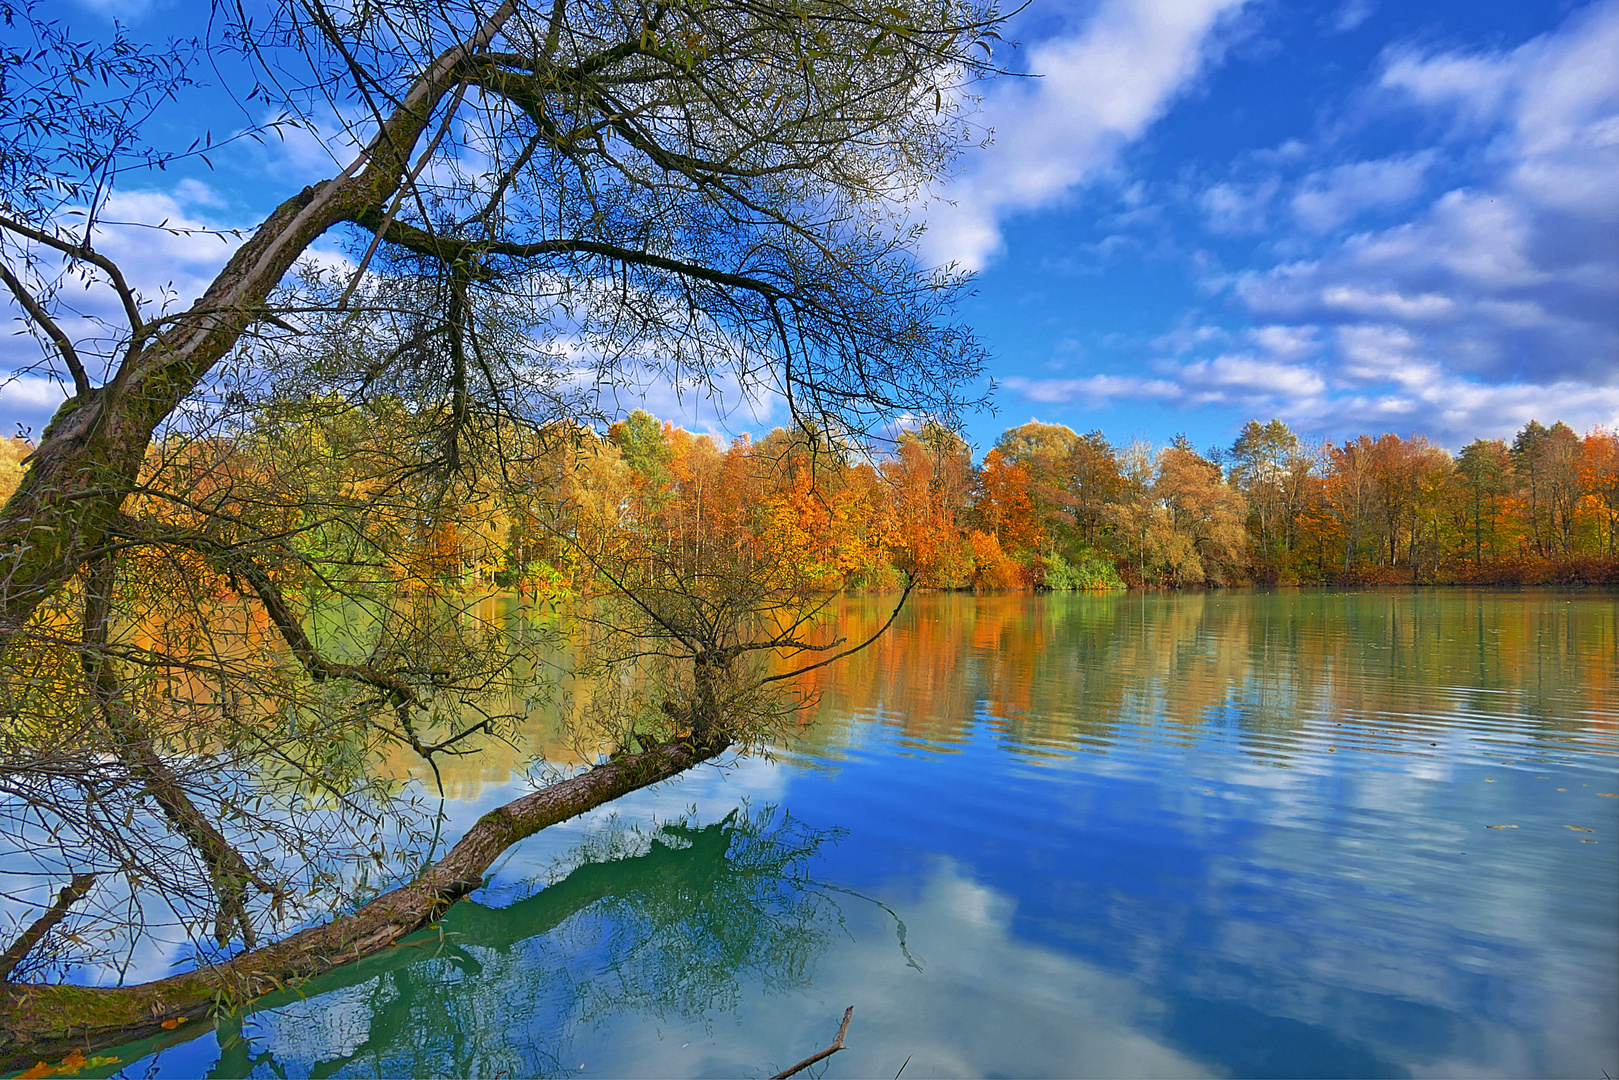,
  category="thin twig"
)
[770,1005,854,1080]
